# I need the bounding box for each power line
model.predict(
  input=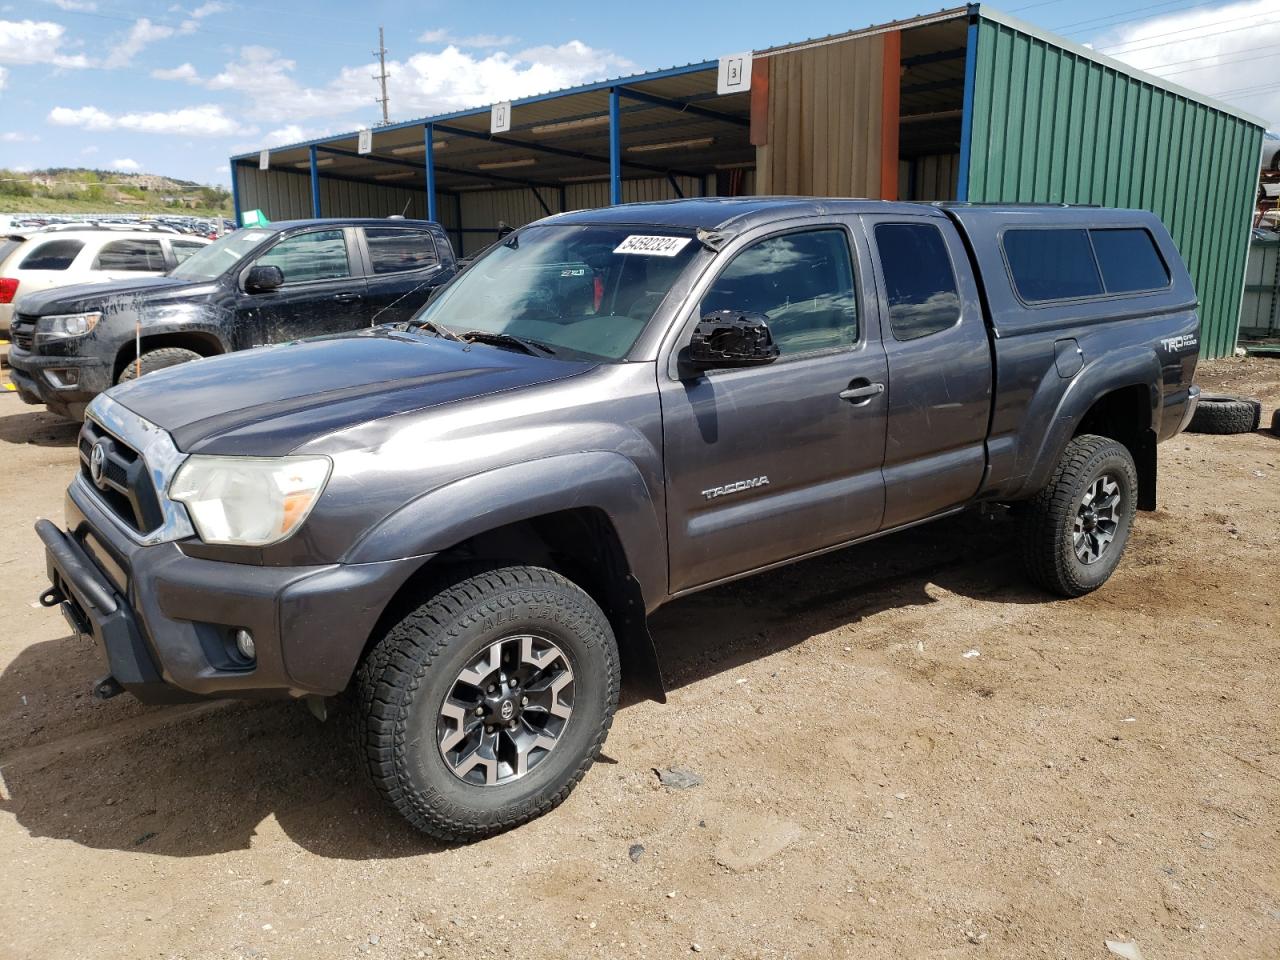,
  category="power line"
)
[1100,11,1280,54]
[1155,47,1280,77]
